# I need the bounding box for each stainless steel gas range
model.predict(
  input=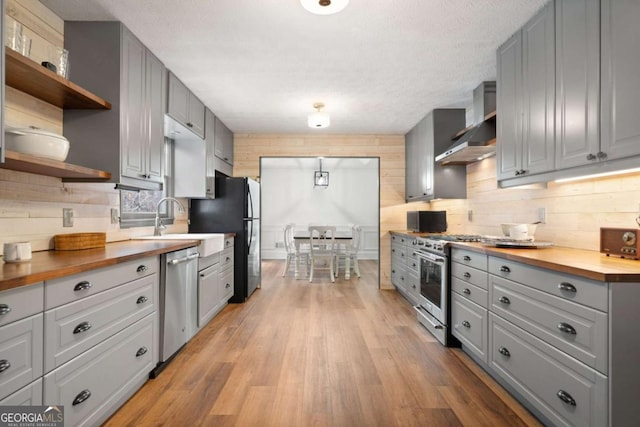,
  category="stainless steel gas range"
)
[412,234,481,345]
